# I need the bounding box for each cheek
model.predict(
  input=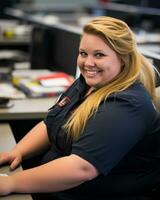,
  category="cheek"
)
[105,62,121,78]
[110,58,122,74]
[112,65,121,74]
